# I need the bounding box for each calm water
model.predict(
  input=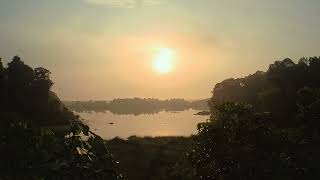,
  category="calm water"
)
[78,109,209,139]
